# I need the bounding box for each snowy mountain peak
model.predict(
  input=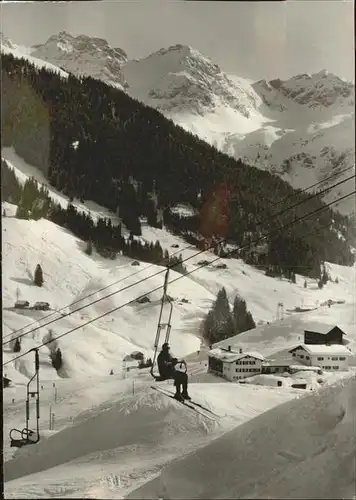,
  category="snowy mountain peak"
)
[31,32,128,89]
[155,43,193,55]
[0,32,15,49]
[123,43,259,118]
[35,31,127,63]
[145,43,222,78]
[316,69,329,78]
[254,70,354,111]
